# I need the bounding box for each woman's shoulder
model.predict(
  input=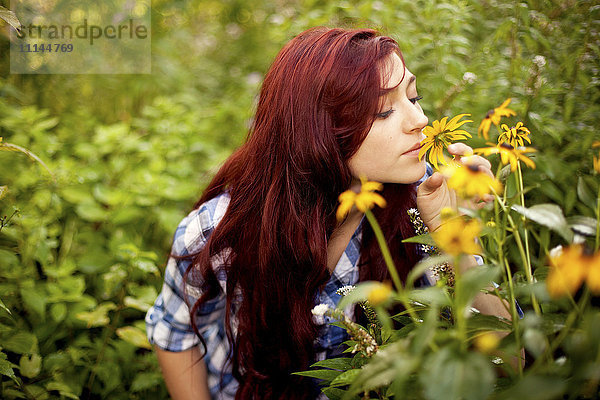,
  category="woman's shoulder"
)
[171,192,231,257]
